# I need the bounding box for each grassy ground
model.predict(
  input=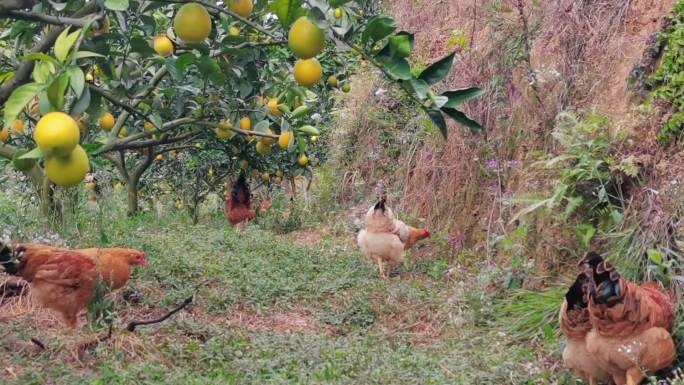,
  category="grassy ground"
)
[0,189,568,385]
